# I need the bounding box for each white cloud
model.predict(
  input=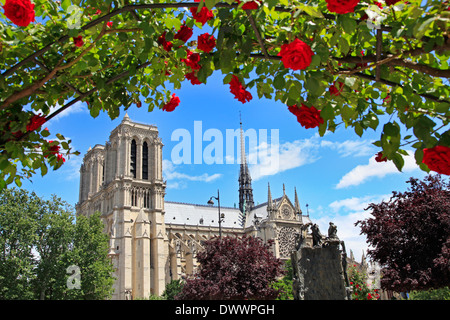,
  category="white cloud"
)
[248,135,378,182]
[336,150,419,189]
[320,139,374,157]
[329,194,391,213]
[315,194,390,262]
[46,101,88,123]
[249,137,320,181]
[162,159,222,188]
